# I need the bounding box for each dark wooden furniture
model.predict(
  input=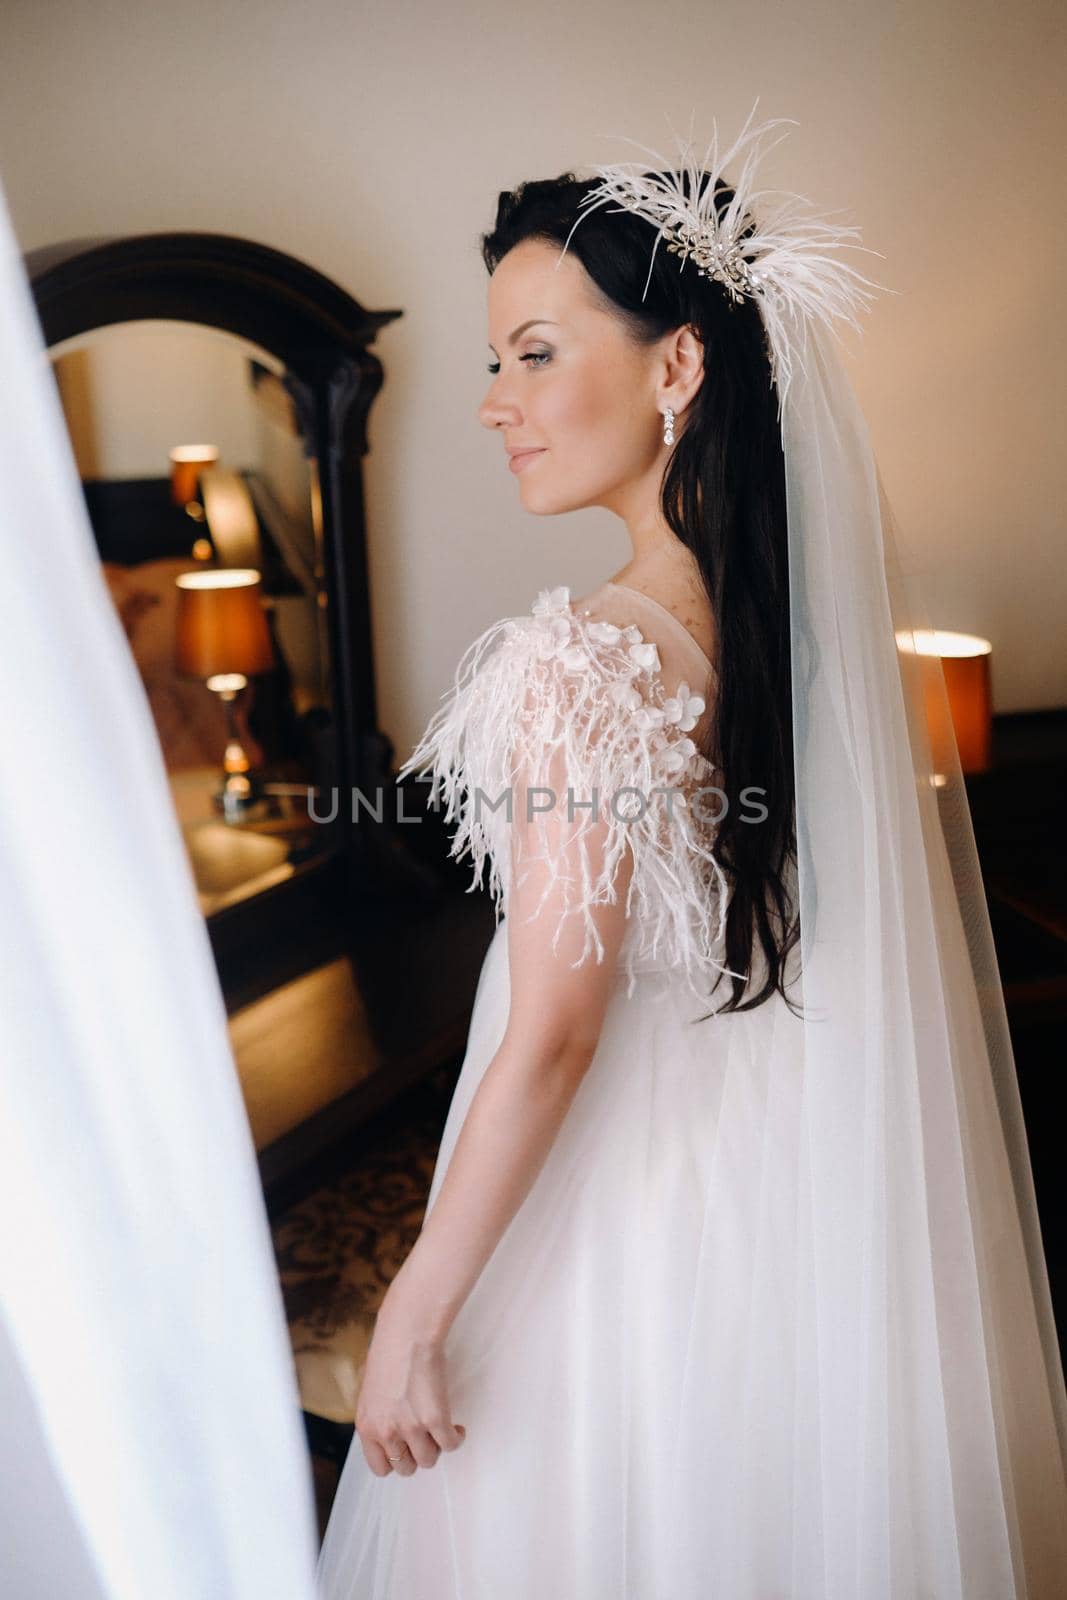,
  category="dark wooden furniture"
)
[26,232,405,954]
[966,708,1067,1358]
[25,232,498,1194]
